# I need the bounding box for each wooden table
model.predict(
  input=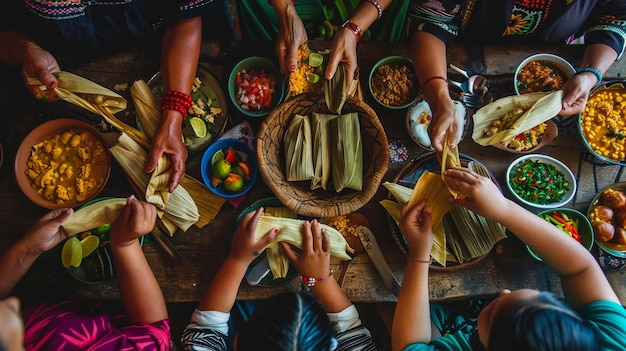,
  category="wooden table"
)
[2,40,626,304]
